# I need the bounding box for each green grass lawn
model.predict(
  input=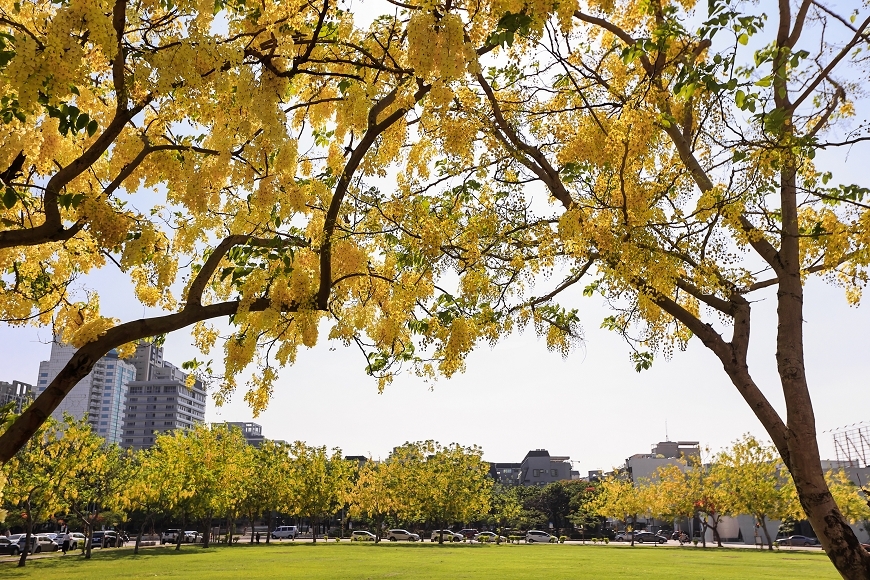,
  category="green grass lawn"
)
[0,542,838,579]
